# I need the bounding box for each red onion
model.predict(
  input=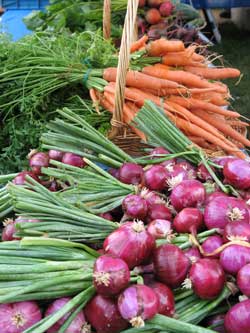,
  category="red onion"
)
[223,221,250,242]
[204,314,226,333]
[153,244,190,288]
[201,235,223,259]
[220,244,250,275]
[48,149,64,161]
[62,153,85,168]
[118,163,144,185]
[140,189,165,206]
[48,180,58,192]
[165,164,196,190]
[224,299,250,333]
[122,194,148,220]
[173,208,203,234]
[147,219,173,240]
[177,160,196,173]
[147,203,172,223]
[99,212,114,221]
[2,217,39,241]
[103,221,155,269]
[93,255,130,296]
[212,156,235,168]
[108,168,120,179]
[188,259,225,299]
[146,281,175,317]
[85,295,128,333]
[184,247,201,263]
[204,196,249,231]
[29,151,50,175]
[118,284,159,327]
[237,263,250,296]
[0,301,42,333]
[46,297,87,333]
[170,180,206,212]
[223,159,250,190]
[150,147,176,167]
[197,163,213,182]
[12,171,40,185]
[205,191,228,205]
[144,165,168,191]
